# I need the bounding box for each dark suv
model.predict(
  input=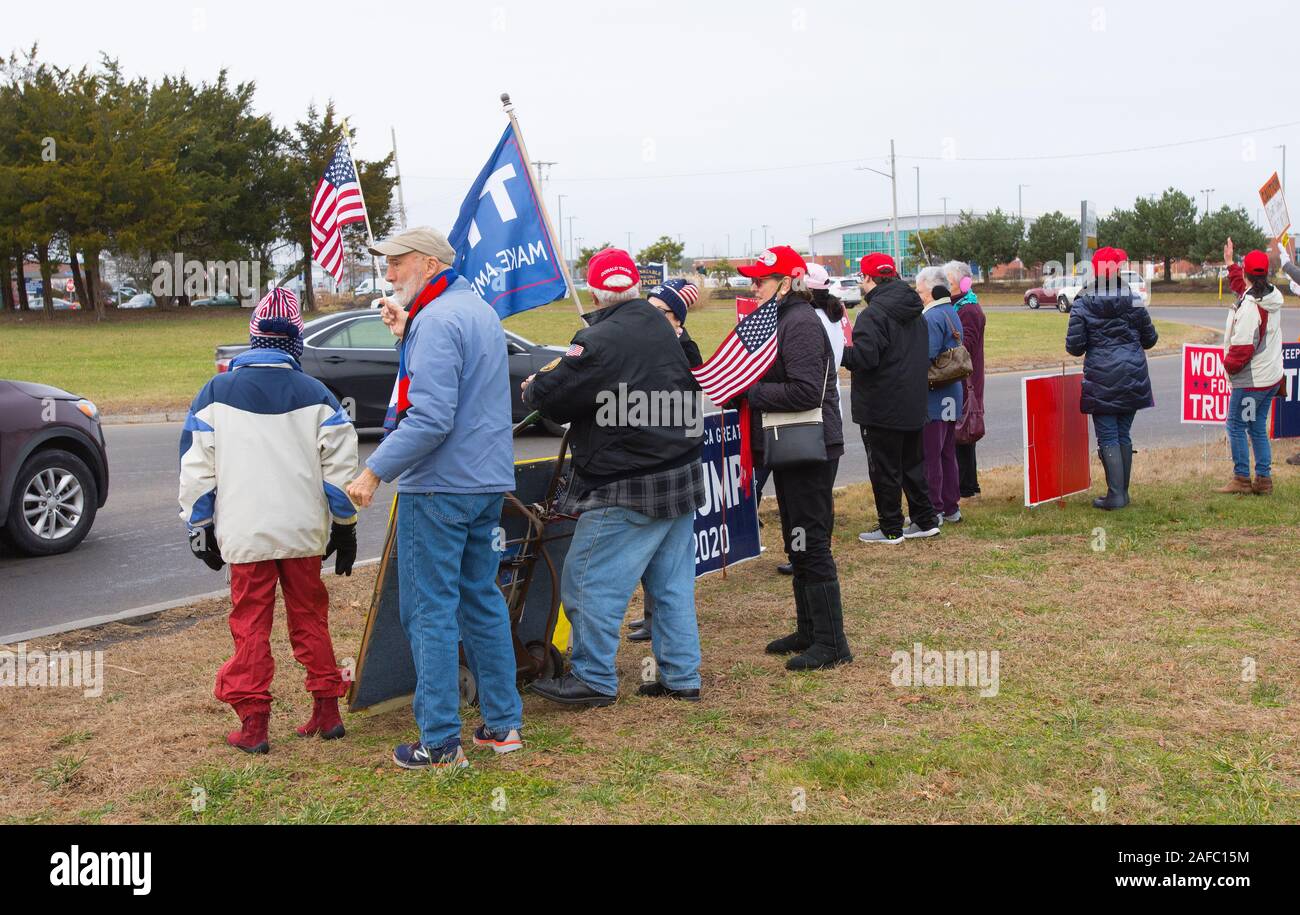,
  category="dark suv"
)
[0,381,110,555]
